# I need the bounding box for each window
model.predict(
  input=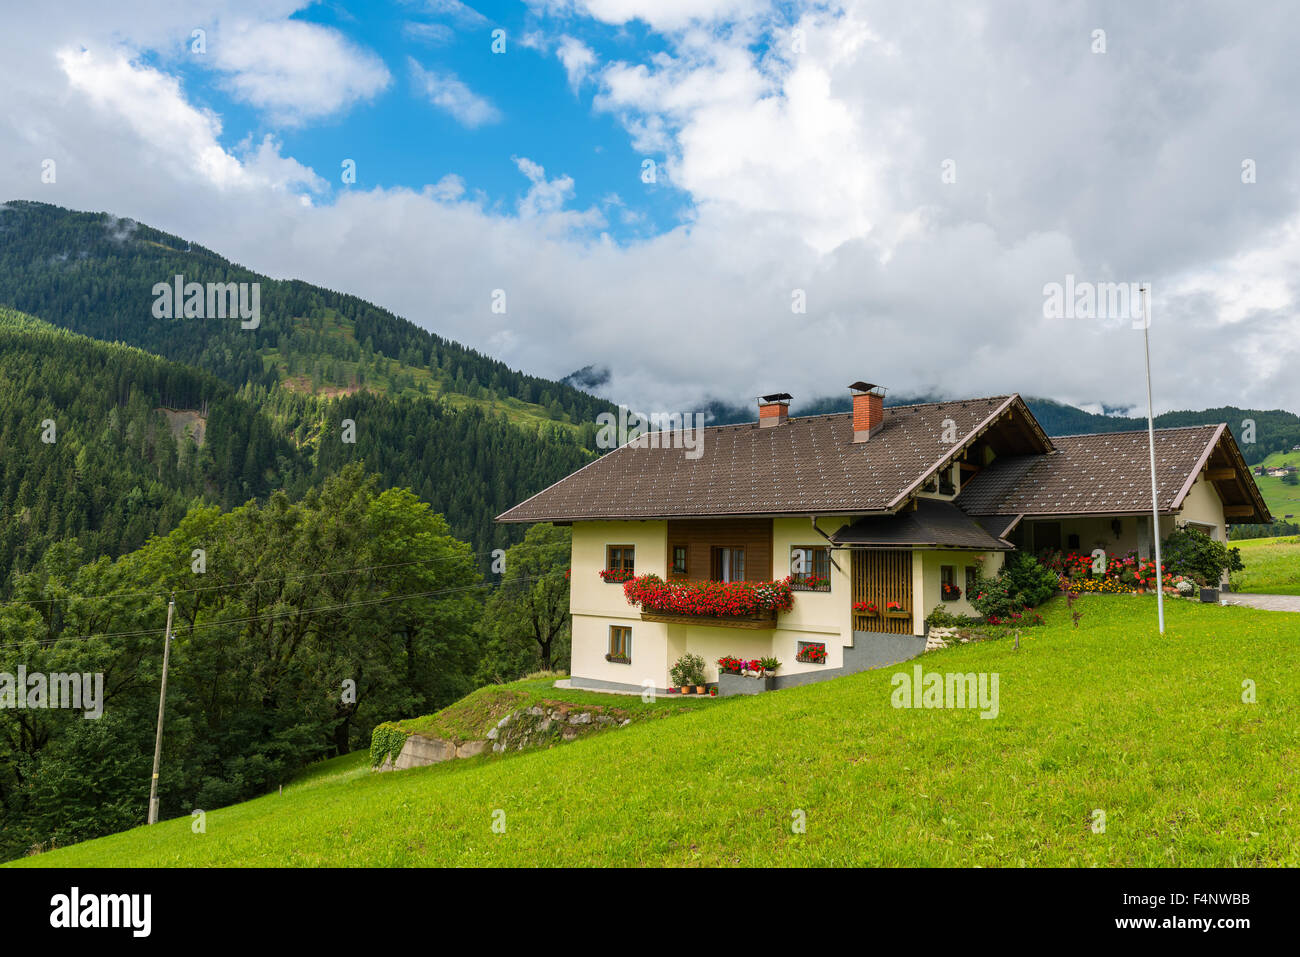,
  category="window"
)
[606,545,635,575]
[938,467,955,496]
[710,546,745,582]
[671,545,688,575]
[965,565,978,597]
[607,626,631,663]
[790,546,831,591]
[1066,533,1080,551]
[940,564,960,601]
